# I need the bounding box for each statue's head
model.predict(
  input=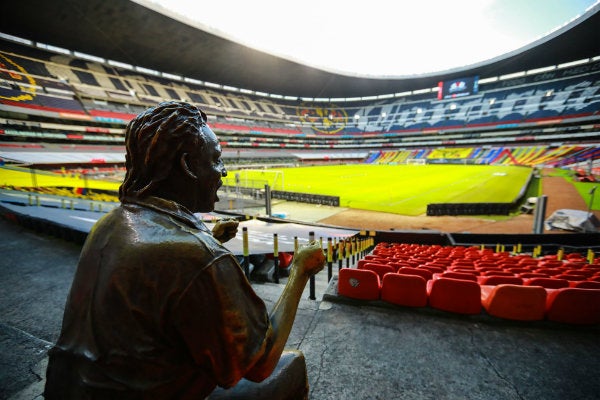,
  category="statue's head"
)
[120,101,226,212]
